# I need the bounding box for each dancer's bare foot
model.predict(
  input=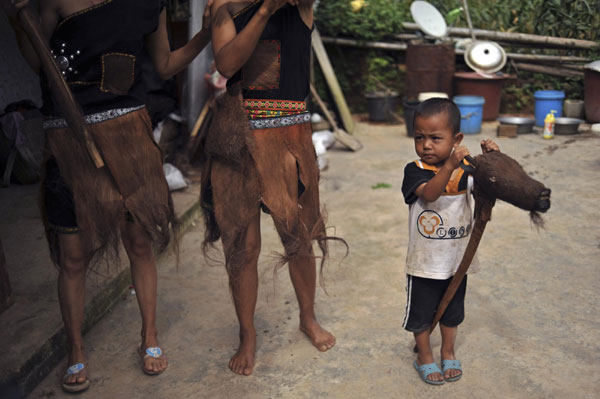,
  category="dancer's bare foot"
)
[229,328,256,375]
[140,333,168,375]
[300,318,336,352]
